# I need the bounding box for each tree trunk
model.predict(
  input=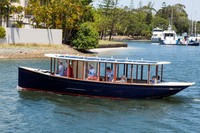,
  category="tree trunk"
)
[6,6,9,27]
[0,9,2,26]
